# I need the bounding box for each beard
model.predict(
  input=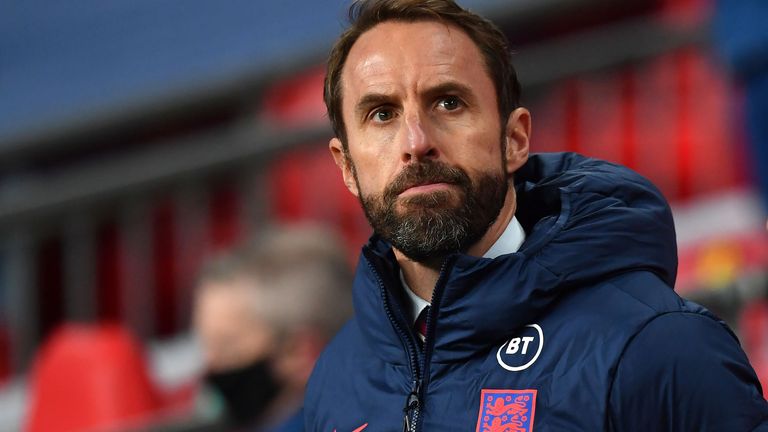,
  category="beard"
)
[355,159,509,263]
